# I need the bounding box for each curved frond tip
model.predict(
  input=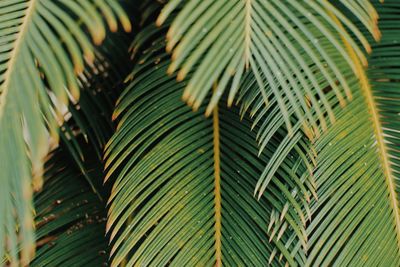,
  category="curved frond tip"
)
[157,0,378,135]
